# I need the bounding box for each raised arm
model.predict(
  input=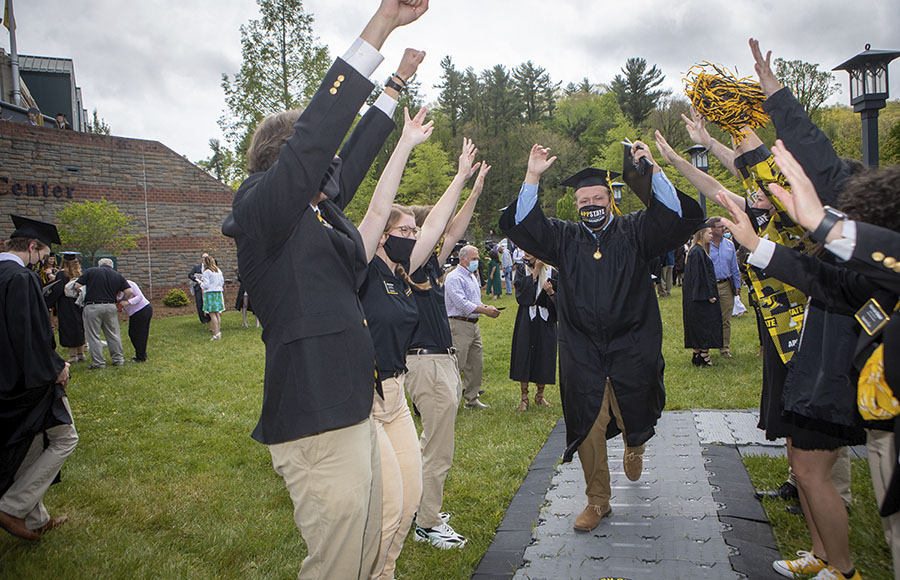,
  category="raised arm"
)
[358,106,434,261]
[681,106,739,178]
[655,130,744,207]
[409,137,479,272]
[438,162,491,265]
